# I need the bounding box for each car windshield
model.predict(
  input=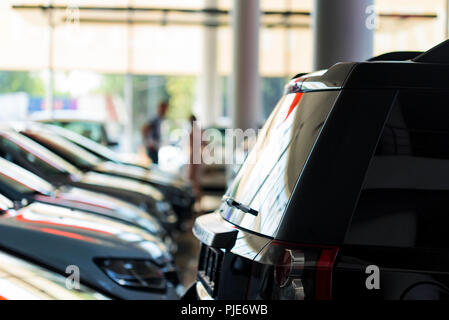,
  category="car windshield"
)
[23,129,103,169]
[0,157,55,195]
[221,90,339,237]
[0,130,82,178]
[0,194,13,211]
[60,121,105,144]
[44,124,121,163]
